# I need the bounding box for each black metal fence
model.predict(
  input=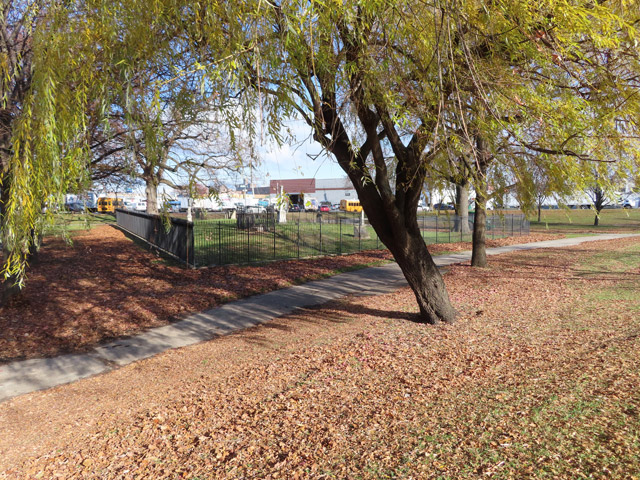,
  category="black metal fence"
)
[116,209,529,267]
[116,209,194,265]
[192,212,529,267]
